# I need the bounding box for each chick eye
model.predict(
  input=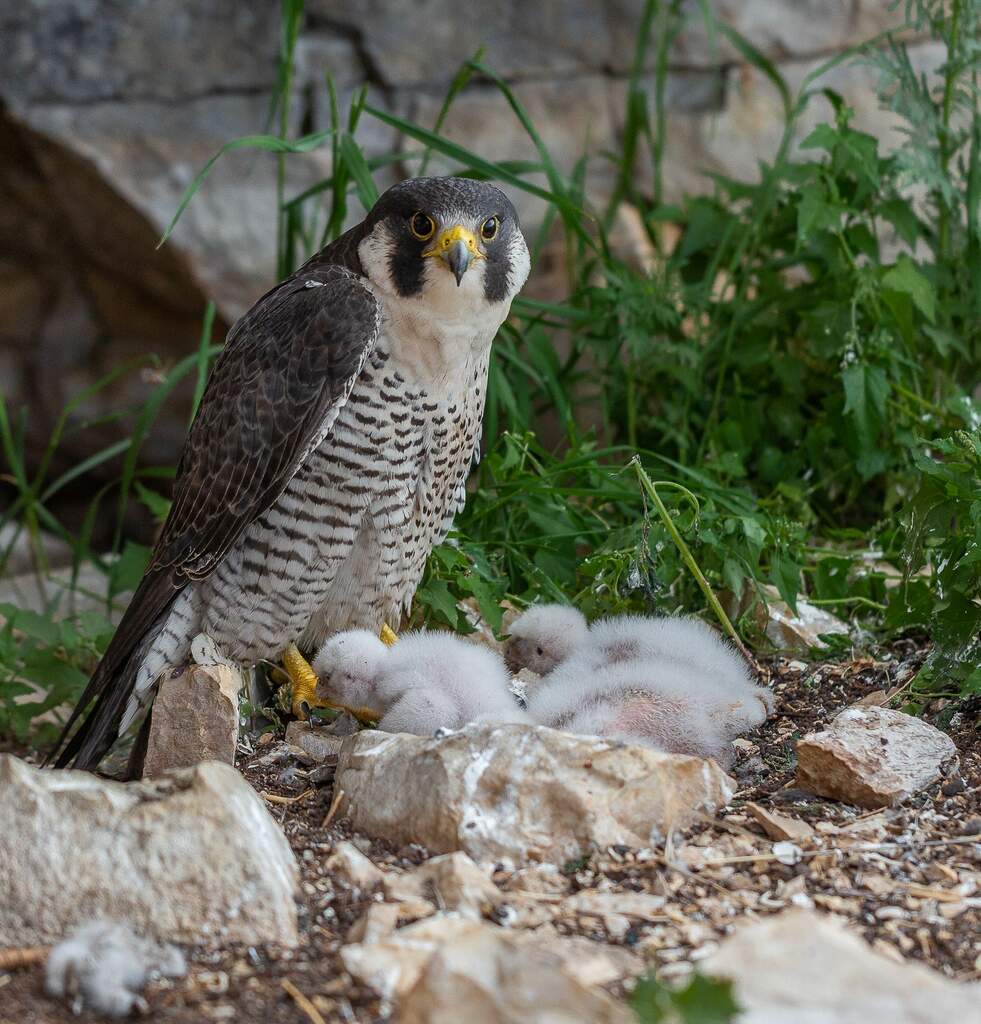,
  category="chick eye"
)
[536,646,544,656]
[409,212,436,240]
[480,215,500,241]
